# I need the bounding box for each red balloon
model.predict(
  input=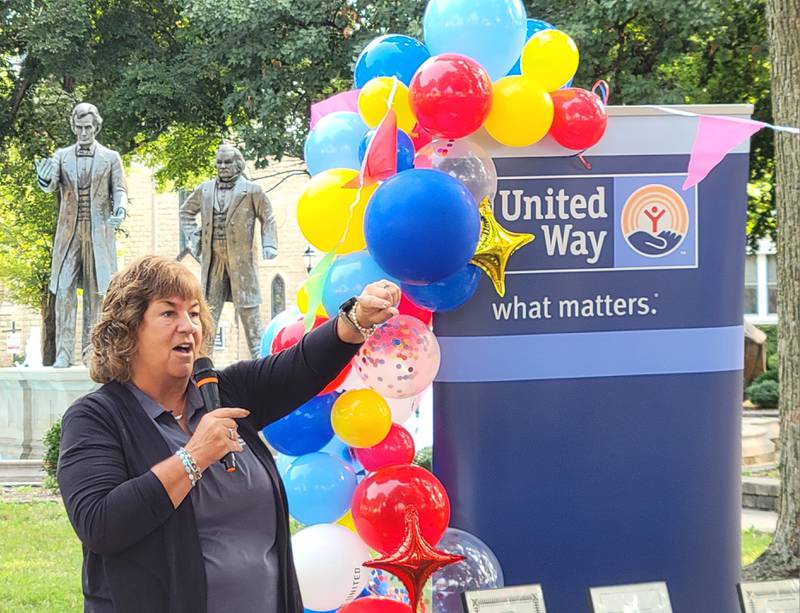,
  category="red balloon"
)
[364,508,464,613]
[549,88,608,150]
[339,598,412,613]
[409,54,493,139]
[399,293,432,325]
[353,424,416,472]
[351,464,451,554]
[271,316,351,393]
